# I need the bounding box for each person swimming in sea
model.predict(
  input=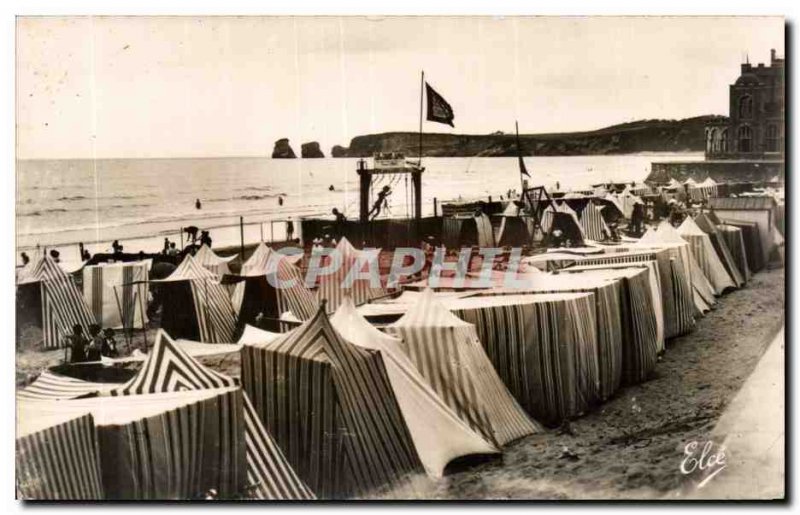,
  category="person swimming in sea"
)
[328,184,335,191]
